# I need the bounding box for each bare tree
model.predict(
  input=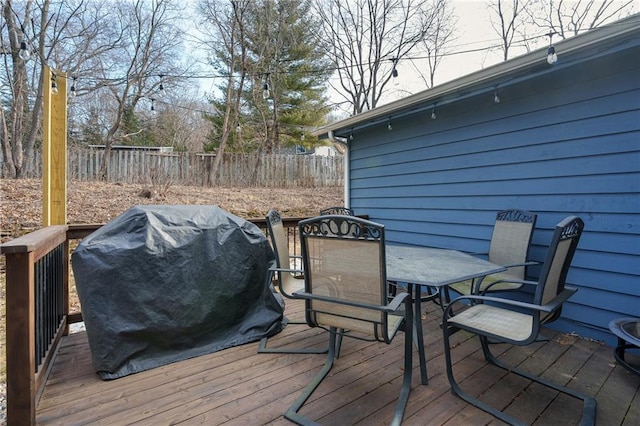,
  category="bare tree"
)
[93,0,185,179]
[314,0,445,115]
[2,0,127,177]
[526,0,636,40]
[488,0,533,61]
[151,94,213,153]
[418,0,457,89]
[1,0,36,178]
[197,0,250,185]
[0,0,186,179]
